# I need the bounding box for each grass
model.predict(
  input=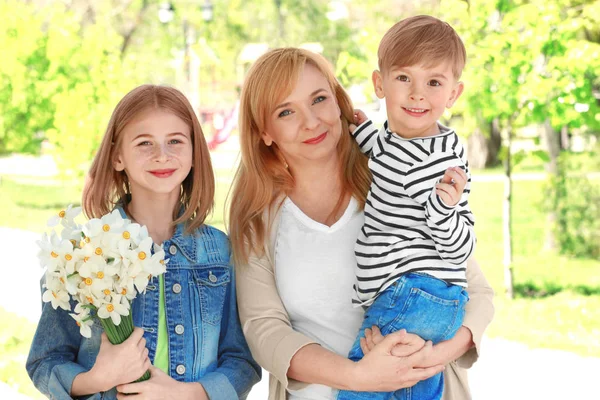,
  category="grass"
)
[1,164,599,397]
